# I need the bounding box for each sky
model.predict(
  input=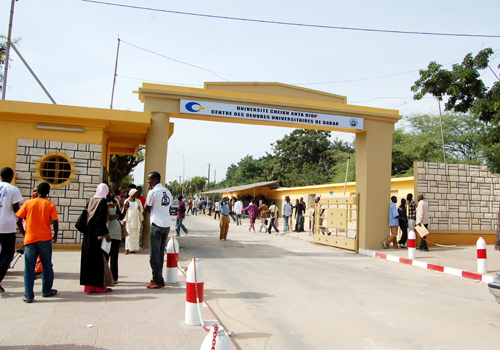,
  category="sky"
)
[1,0,499,186]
